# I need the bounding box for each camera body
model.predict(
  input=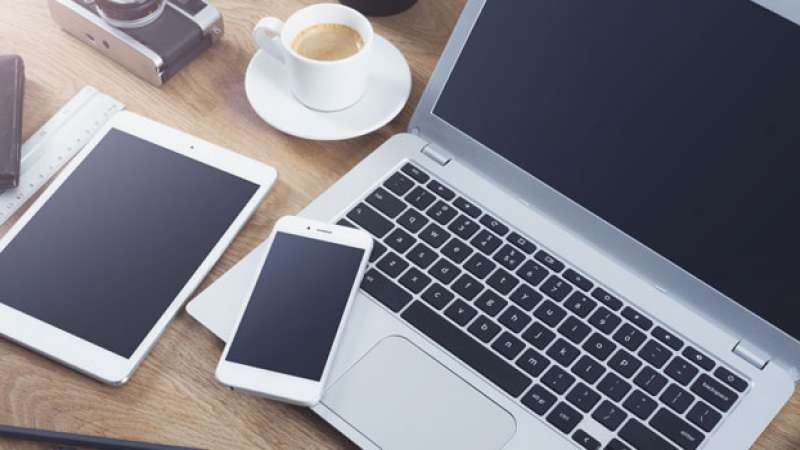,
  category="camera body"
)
[49,0,223,86]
